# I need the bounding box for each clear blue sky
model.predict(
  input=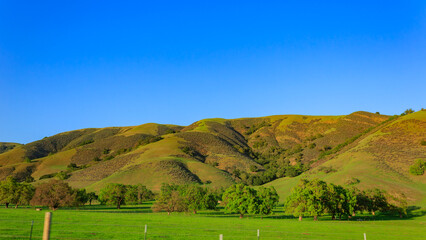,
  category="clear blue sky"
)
[1,1,425,143]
